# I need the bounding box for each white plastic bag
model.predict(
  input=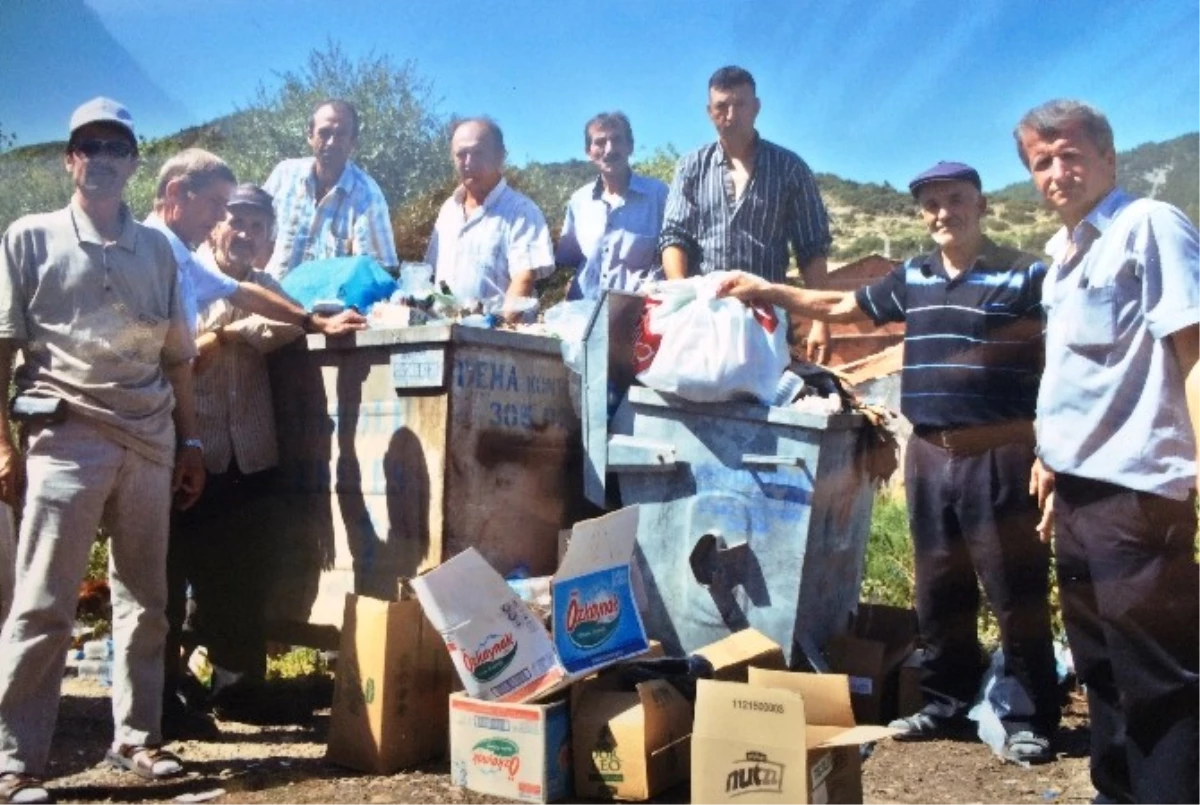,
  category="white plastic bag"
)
[633,273,790,404]
[542,299,600,375]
